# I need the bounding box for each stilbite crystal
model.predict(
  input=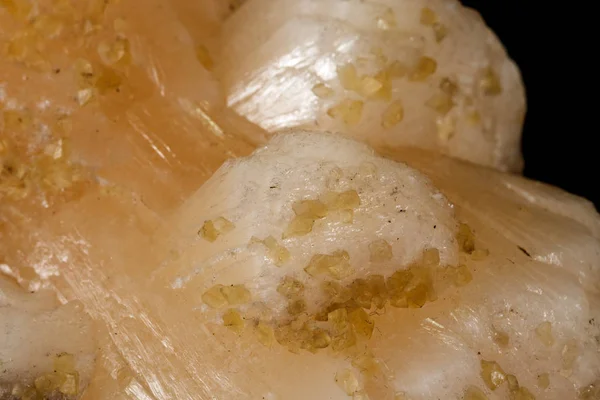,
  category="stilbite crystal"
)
[0,1,598,400]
